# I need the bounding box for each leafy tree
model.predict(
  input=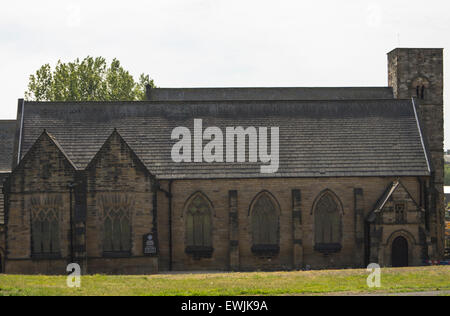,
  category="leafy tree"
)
[25,57,155,101]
